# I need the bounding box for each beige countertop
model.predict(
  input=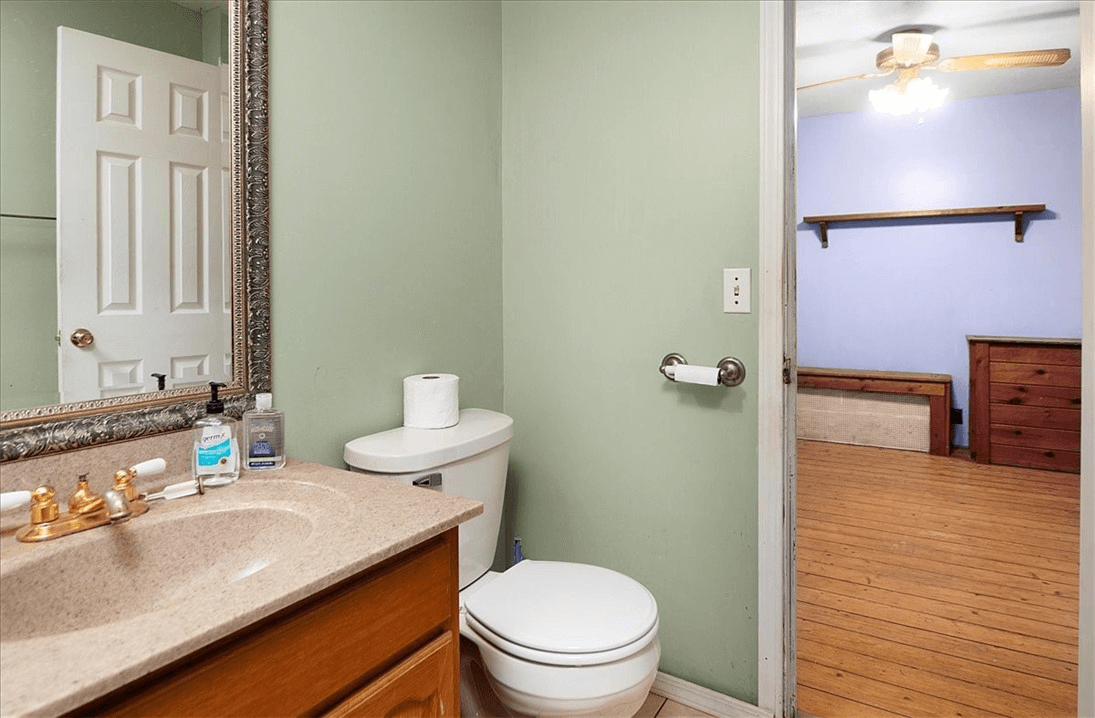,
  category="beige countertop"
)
[0,459,482,718]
